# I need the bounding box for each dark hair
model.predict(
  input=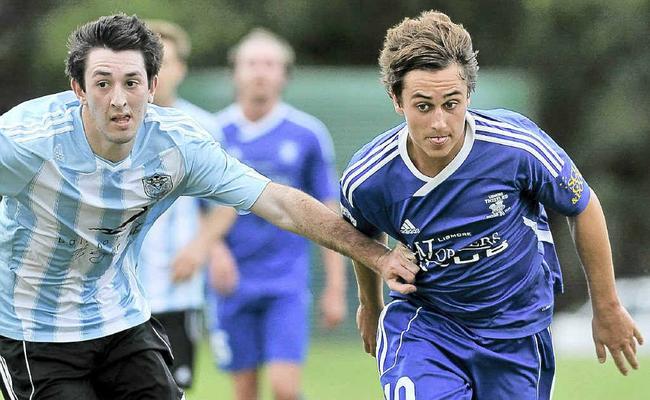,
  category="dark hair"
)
[65,14,163,90]
[379,10,478,101]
